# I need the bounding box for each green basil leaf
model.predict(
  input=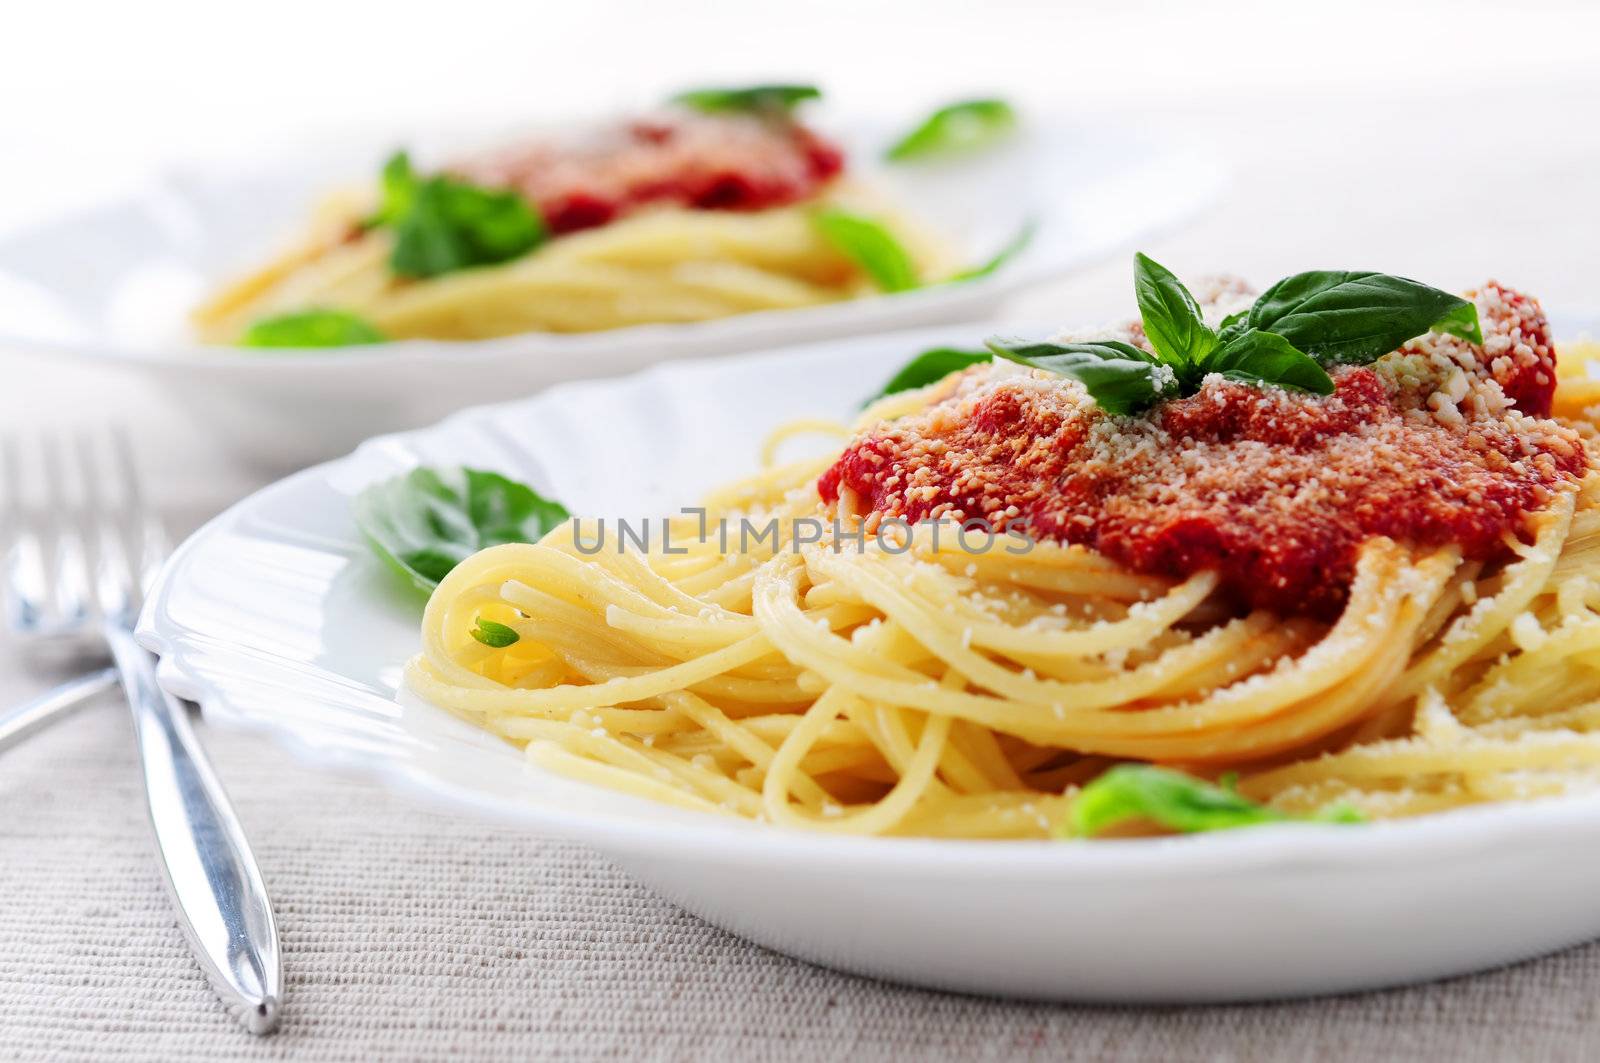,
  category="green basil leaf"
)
[813,209,919,293]
[470,618,521,648]
[986,337,1169,416]
[865,347,991,406]
[672,84,821,114]
[1215,309,1249,346]
[1133,252,1218,371]
[391,178,547,279]
[1208,329,1334,395]
[371,153,547,280]
[1247,271,1483,364]
[884,98,1017,162]
[987,336,1156,366]
[369,151,420,228]
[354,466,570,595]
[1064,765,1363,838]
[1431,298,1486,346]
[241,309,387,348]
[950,219,1036,283]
